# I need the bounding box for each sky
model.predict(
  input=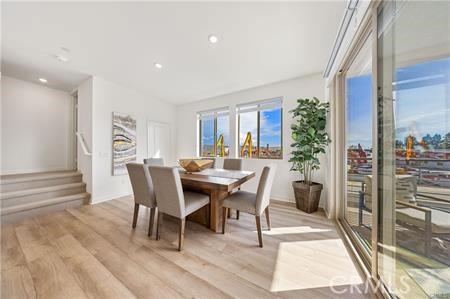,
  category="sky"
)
[201,114,230,147]
[239,108,282,148]
[201,117,214,146]
[347,56,450,149]
[259,108,282,147]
